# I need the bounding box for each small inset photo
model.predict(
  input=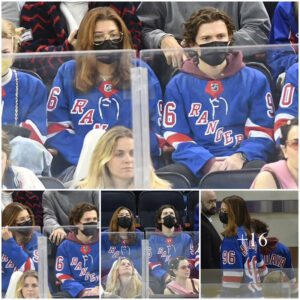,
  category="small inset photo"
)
[201,190,298,298]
